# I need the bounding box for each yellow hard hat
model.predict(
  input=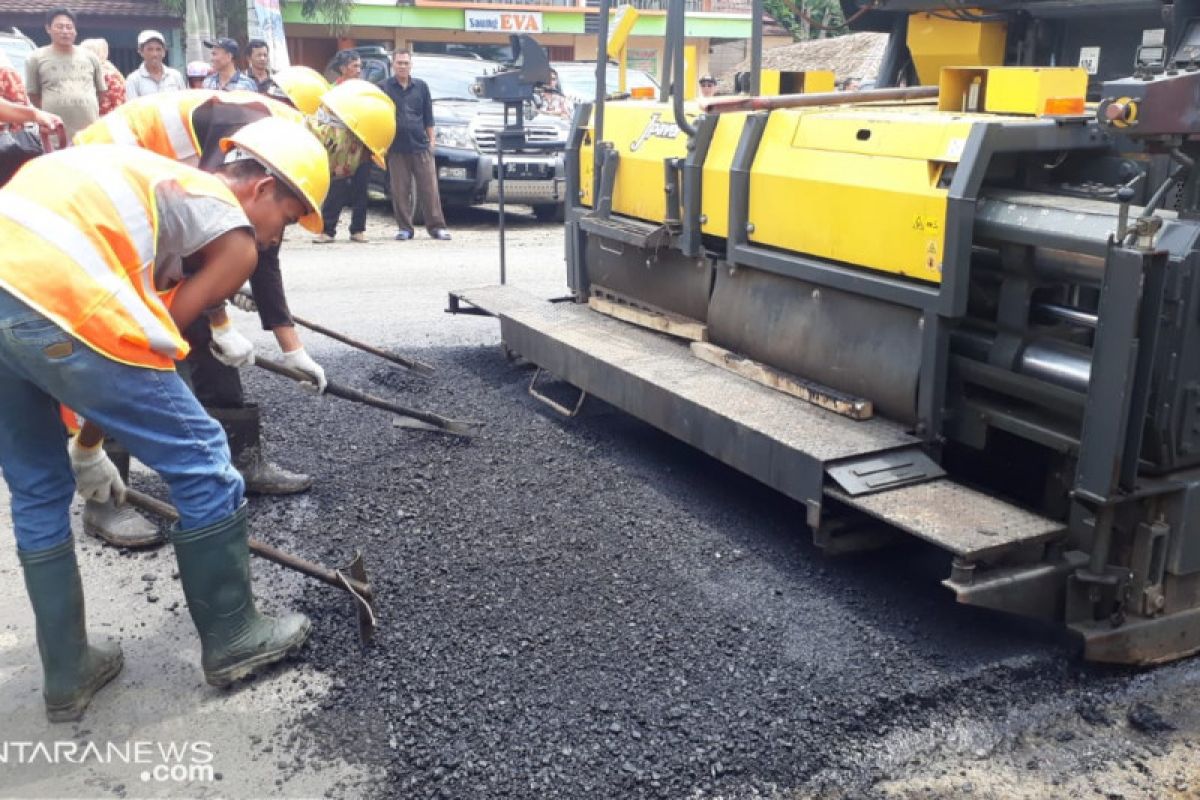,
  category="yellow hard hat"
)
[220,117,330,234]
[271,66,331,116]
[320,79,397,168]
